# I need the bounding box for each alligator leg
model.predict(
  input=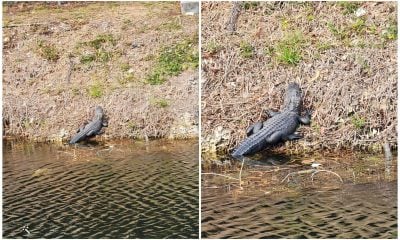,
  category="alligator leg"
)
[266,109,280,117]
[283,133,303,141]
[96,130,105,135]
[266,132,283,144]
[76,120,89,133]
[298,111,312,125]
[246,122,263,136]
